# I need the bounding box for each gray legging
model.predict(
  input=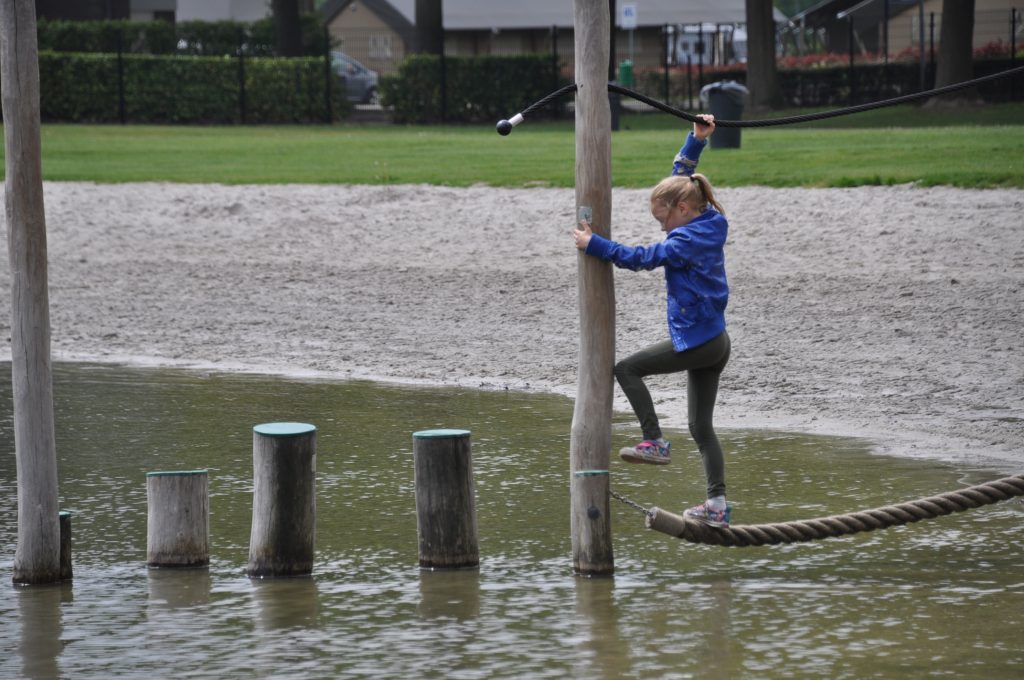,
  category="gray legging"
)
[613,331,731,498]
